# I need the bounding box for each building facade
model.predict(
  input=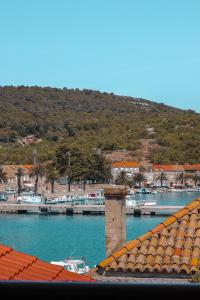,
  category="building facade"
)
[111,161,140,179]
